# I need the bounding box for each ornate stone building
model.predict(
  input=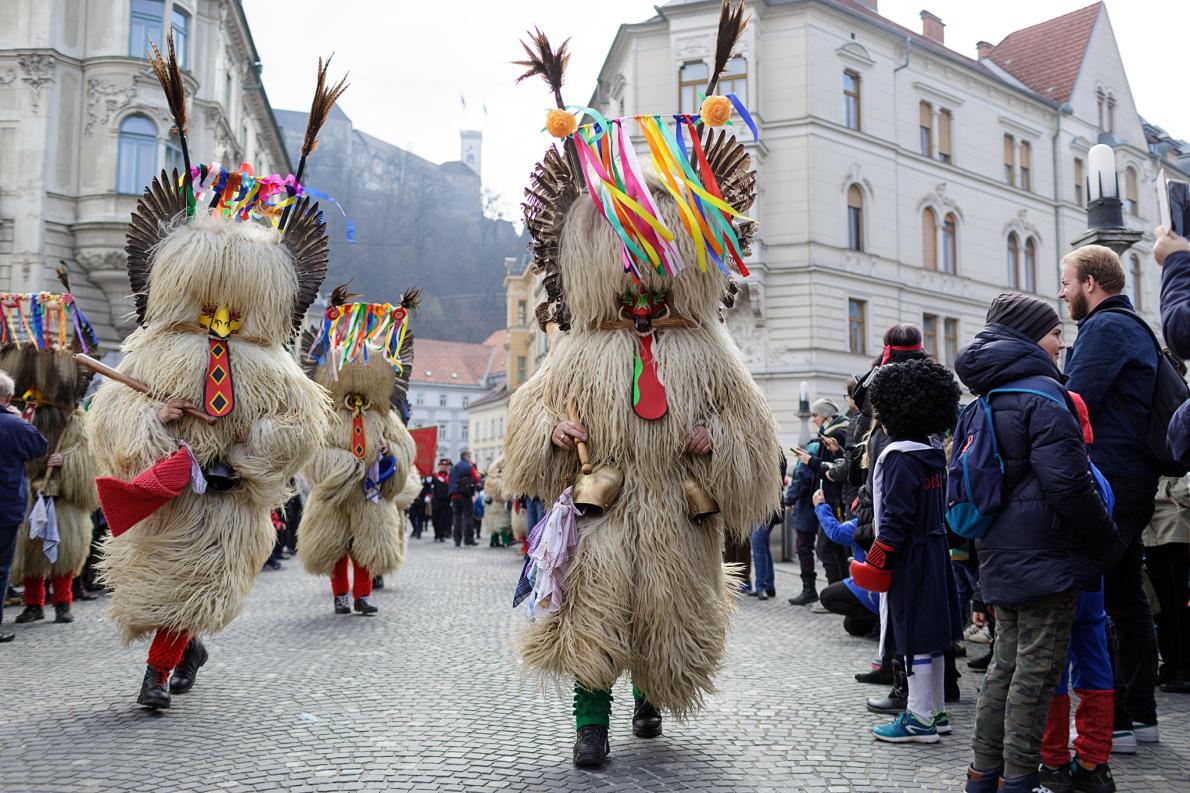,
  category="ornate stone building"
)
[0,0,288,346]
[591,0,1190,441]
